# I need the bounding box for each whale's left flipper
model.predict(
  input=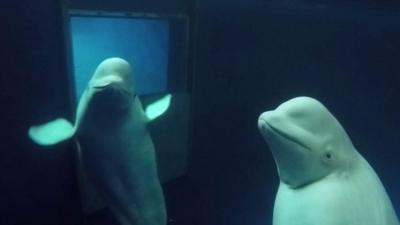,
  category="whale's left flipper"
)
[145,94,172,121]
